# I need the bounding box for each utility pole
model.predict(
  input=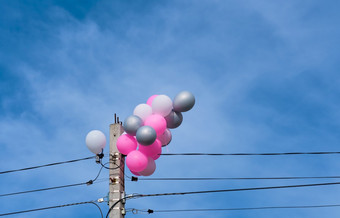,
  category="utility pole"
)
[109,115,125,218]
